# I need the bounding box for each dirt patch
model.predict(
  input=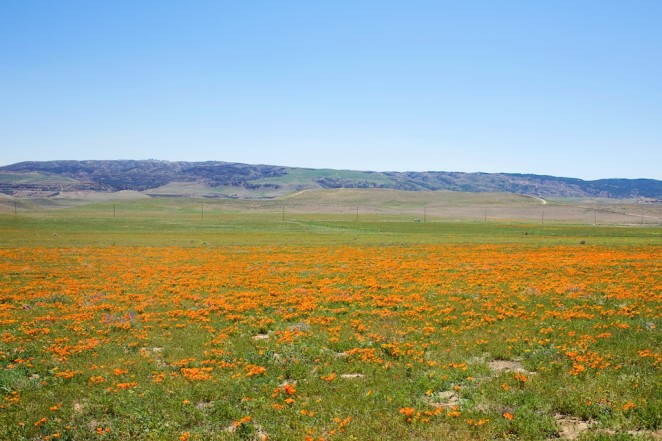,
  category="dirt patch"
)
[488,359,531,375]
[603,429,662,439]
[554,414,593,439]
[629,429,662,439]
[425,390,460,408]
[140,346,167,368]
[252,334,269,340]
[72,401,84,414]
[225,421,268,440]
[140,346,164,354]
[196,401,213,411]
[552,416,662,440]
[340,373,364,379]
